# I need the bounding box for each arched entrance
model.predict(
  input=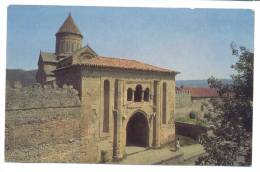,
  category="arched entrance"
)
[126,112,149,147]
